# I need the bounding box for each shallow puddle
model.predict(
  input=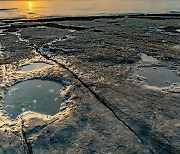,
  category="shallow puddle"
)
[19,62,50,71]
[138,67,180,87]
[141,53,158,62]
[3,80,64,120]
